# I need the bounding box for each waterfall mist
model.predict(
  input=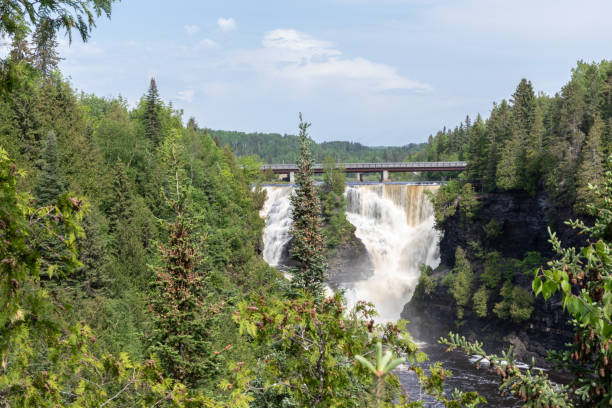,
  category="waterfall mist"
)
[260,186,293,266]
[344,184,440,321]
[260,184,441,321]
